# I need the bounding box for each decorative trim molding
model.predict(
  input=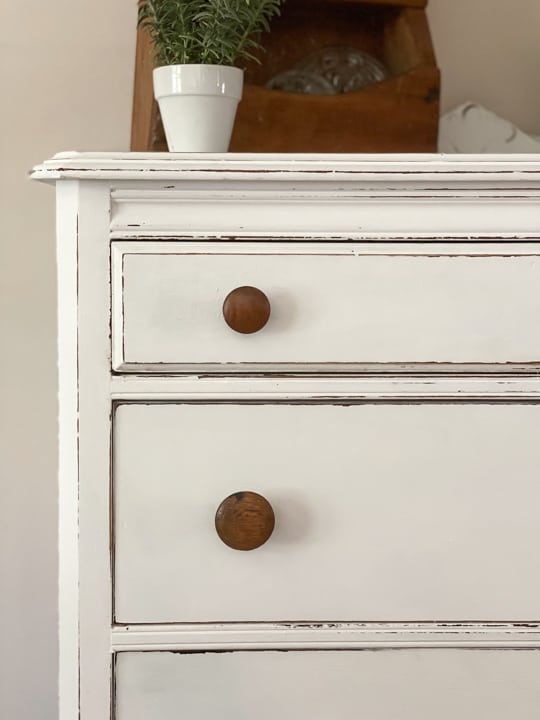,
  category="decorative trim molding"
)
[110,375,540,401]
[32,152,540,185]
[111,622,540,651]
